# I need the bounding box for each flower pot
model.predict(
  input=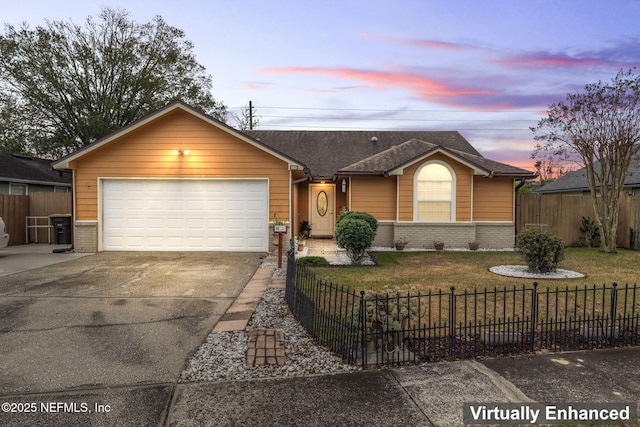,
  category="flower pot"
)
[434,243,444,251]
[395,243,405,251]
[468,242,479,251]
